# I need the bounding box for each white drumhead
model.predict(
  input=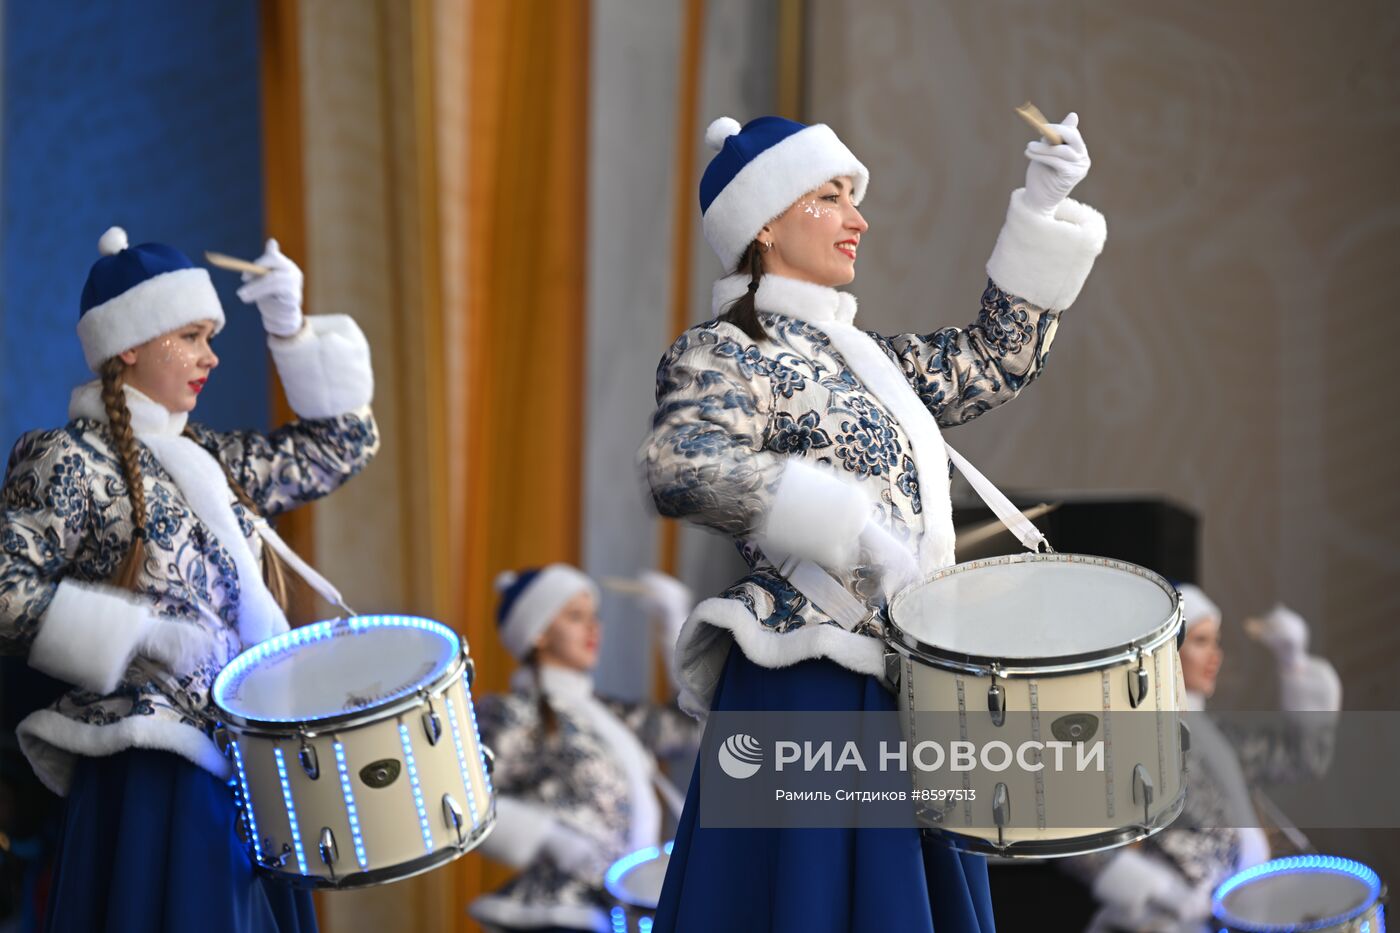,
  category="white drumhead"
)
[1216,857,1381,928]
[605,842,672,909]
[213,615,461,724]
[890,556,1174,659]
